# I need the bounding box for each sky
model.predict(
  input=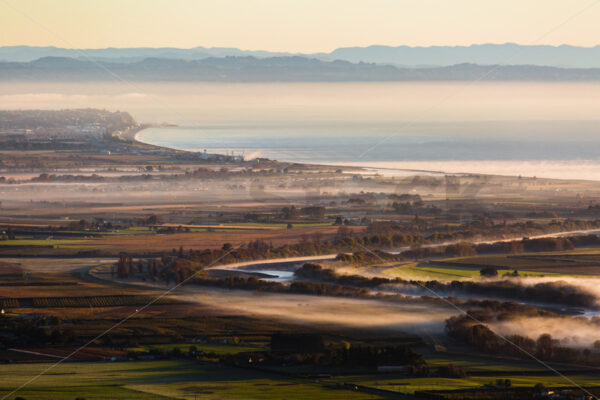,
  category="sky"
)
[1,0,599,52]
